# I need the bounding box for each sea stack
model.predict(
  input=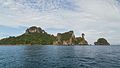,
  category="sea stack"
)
[79,33,88,45]
[94,38,110,45]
